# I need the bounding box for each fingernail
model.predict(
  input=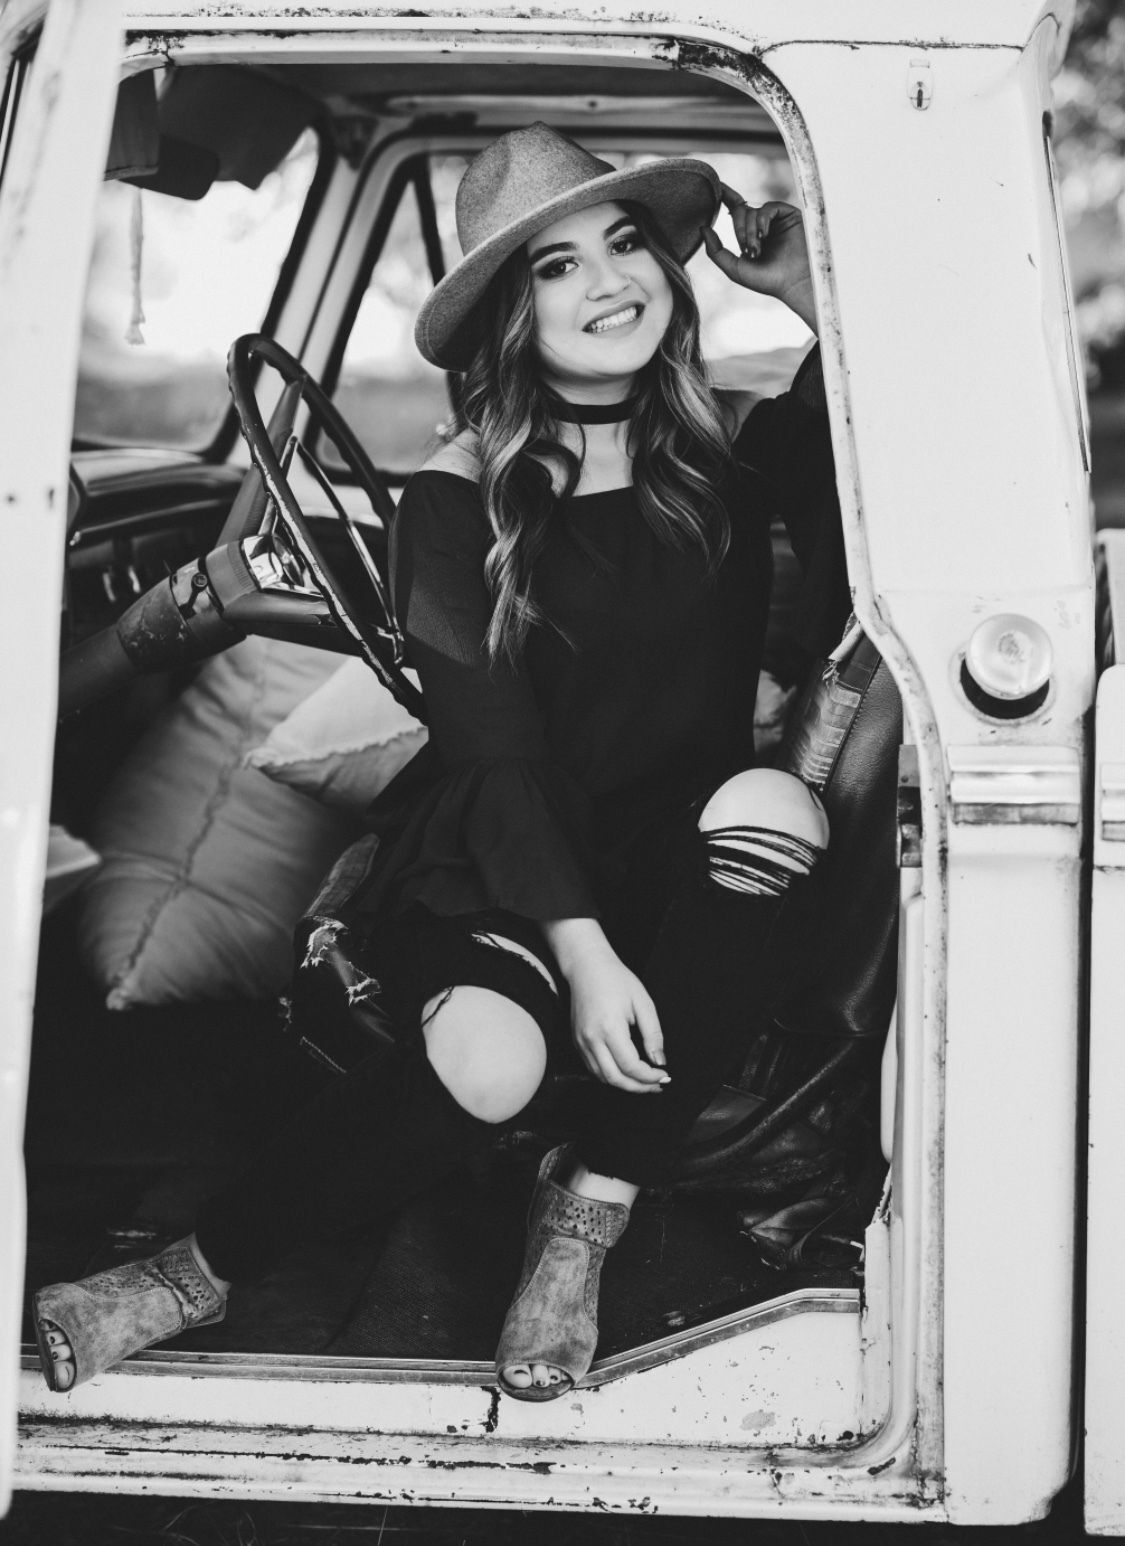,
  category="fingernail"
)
[658,1074,672,1084]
